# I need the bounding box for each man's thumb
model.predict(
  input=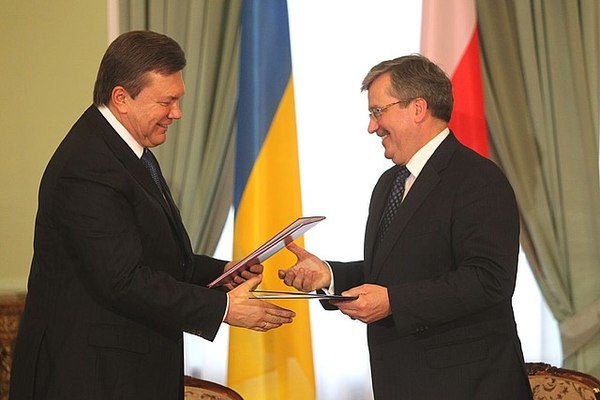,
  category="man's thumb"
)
[239,274,262,291]
[286,241,305,256]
